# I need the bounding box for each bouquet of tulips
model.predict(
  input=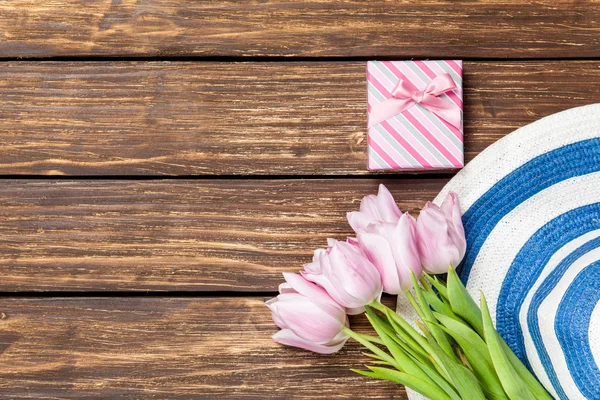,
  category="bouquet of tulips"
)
[266,185,552,400]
